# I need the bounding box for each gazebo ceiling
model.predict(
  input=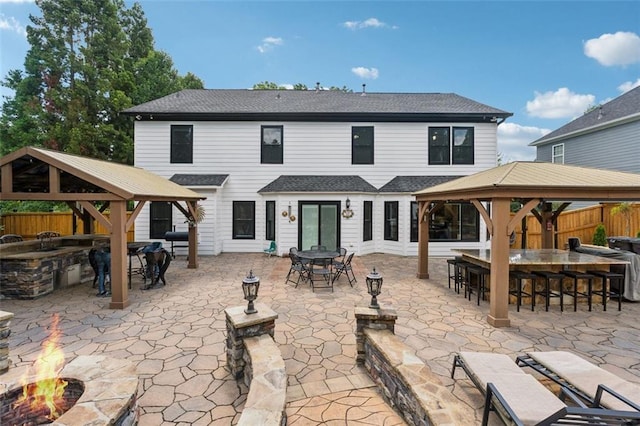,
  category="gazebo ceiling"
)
[1,146,205,202]
[413,161,640,202]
